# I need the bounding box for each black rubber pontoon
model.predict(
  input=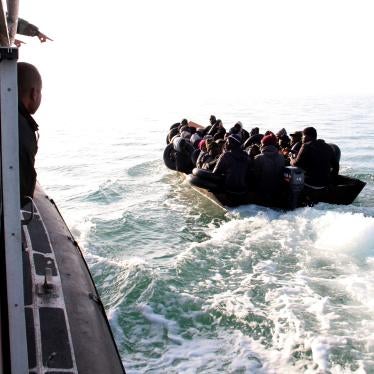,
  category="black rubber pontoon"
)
[187,170,366,209]
[22,184,125,373]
